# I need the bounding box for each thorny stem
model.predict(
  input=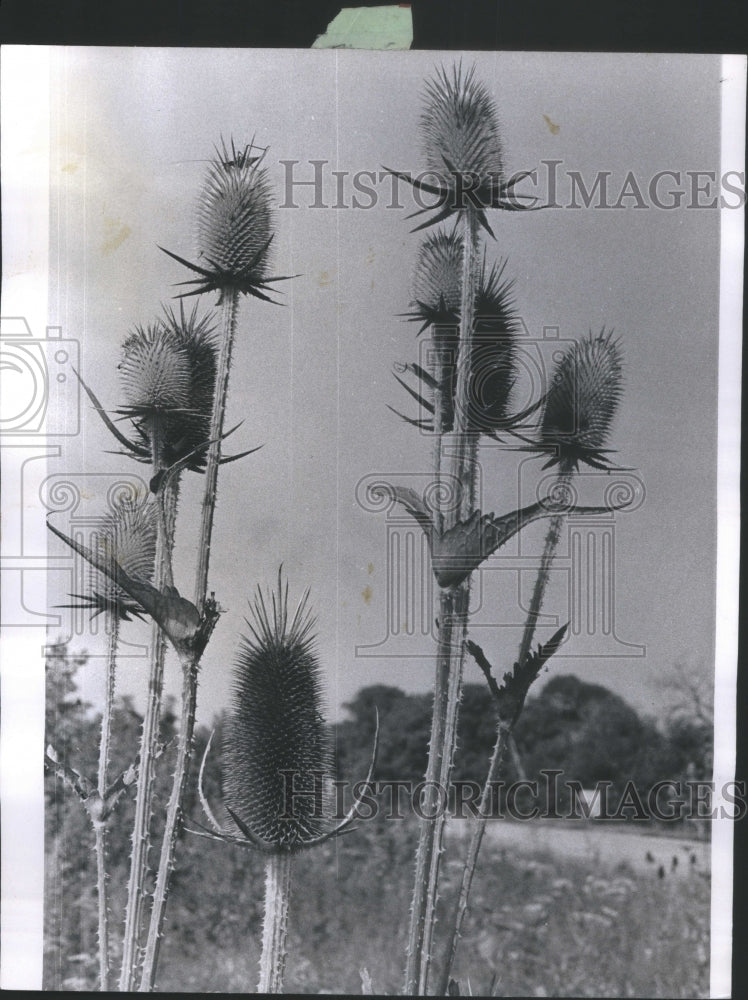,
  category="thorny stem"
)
[405,209,480,997]
[439,467,575,992]
[257,852,293,994]
[138,655,199,991]
[94,611,119,991]
[194,289,239,611]
[516,467,573,668]
[139,288,240,990]
[119,474,180,990]
[438,721,511,996]
[430,325,453,537]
